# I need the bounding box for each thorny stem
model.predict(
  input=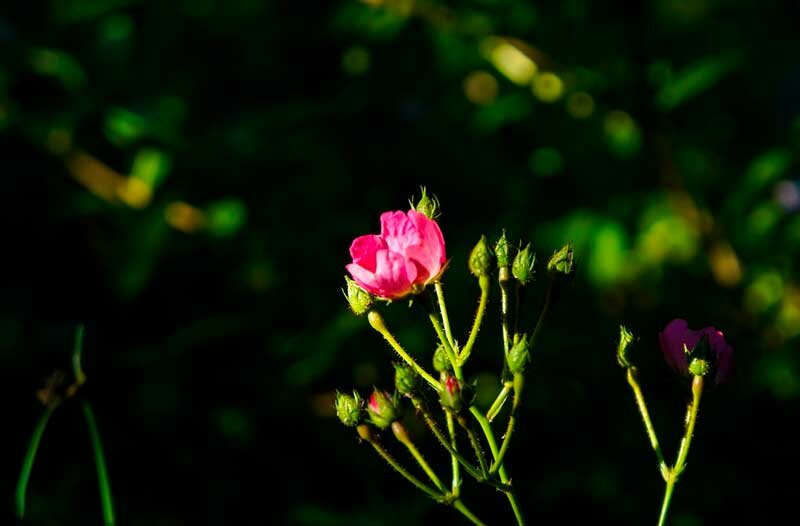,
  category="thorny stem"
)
[445,412,461,496]
[15,403,58,519]
[486,383,512,422]
[368,310,441,391]
[459,275,490,364]
[625,368,668,478]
